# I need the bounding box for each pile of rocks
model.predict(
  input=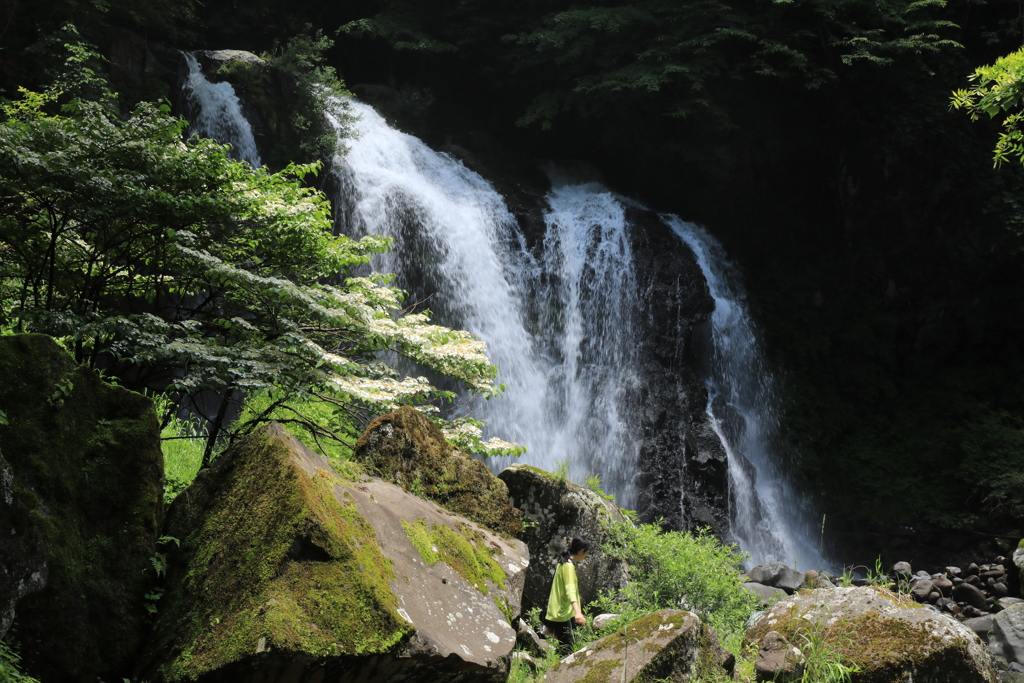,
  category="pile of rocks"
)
[892,558,1018,619]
